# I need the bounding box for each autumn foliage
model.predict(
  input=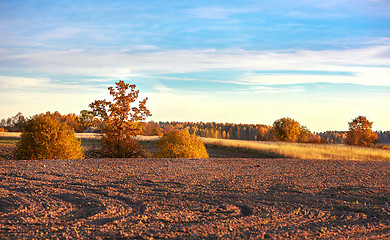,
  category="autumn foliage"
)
[14,114,83,160]
[273,117,311,143]
[154,130,209,158]
[346,116,378,147]
[89,80,151,158]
